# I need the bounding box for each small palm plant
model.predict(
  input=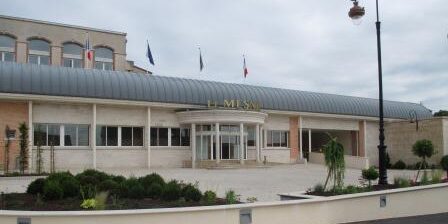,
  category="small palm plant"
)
[323,137,346,191]
[412,139,435,182]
